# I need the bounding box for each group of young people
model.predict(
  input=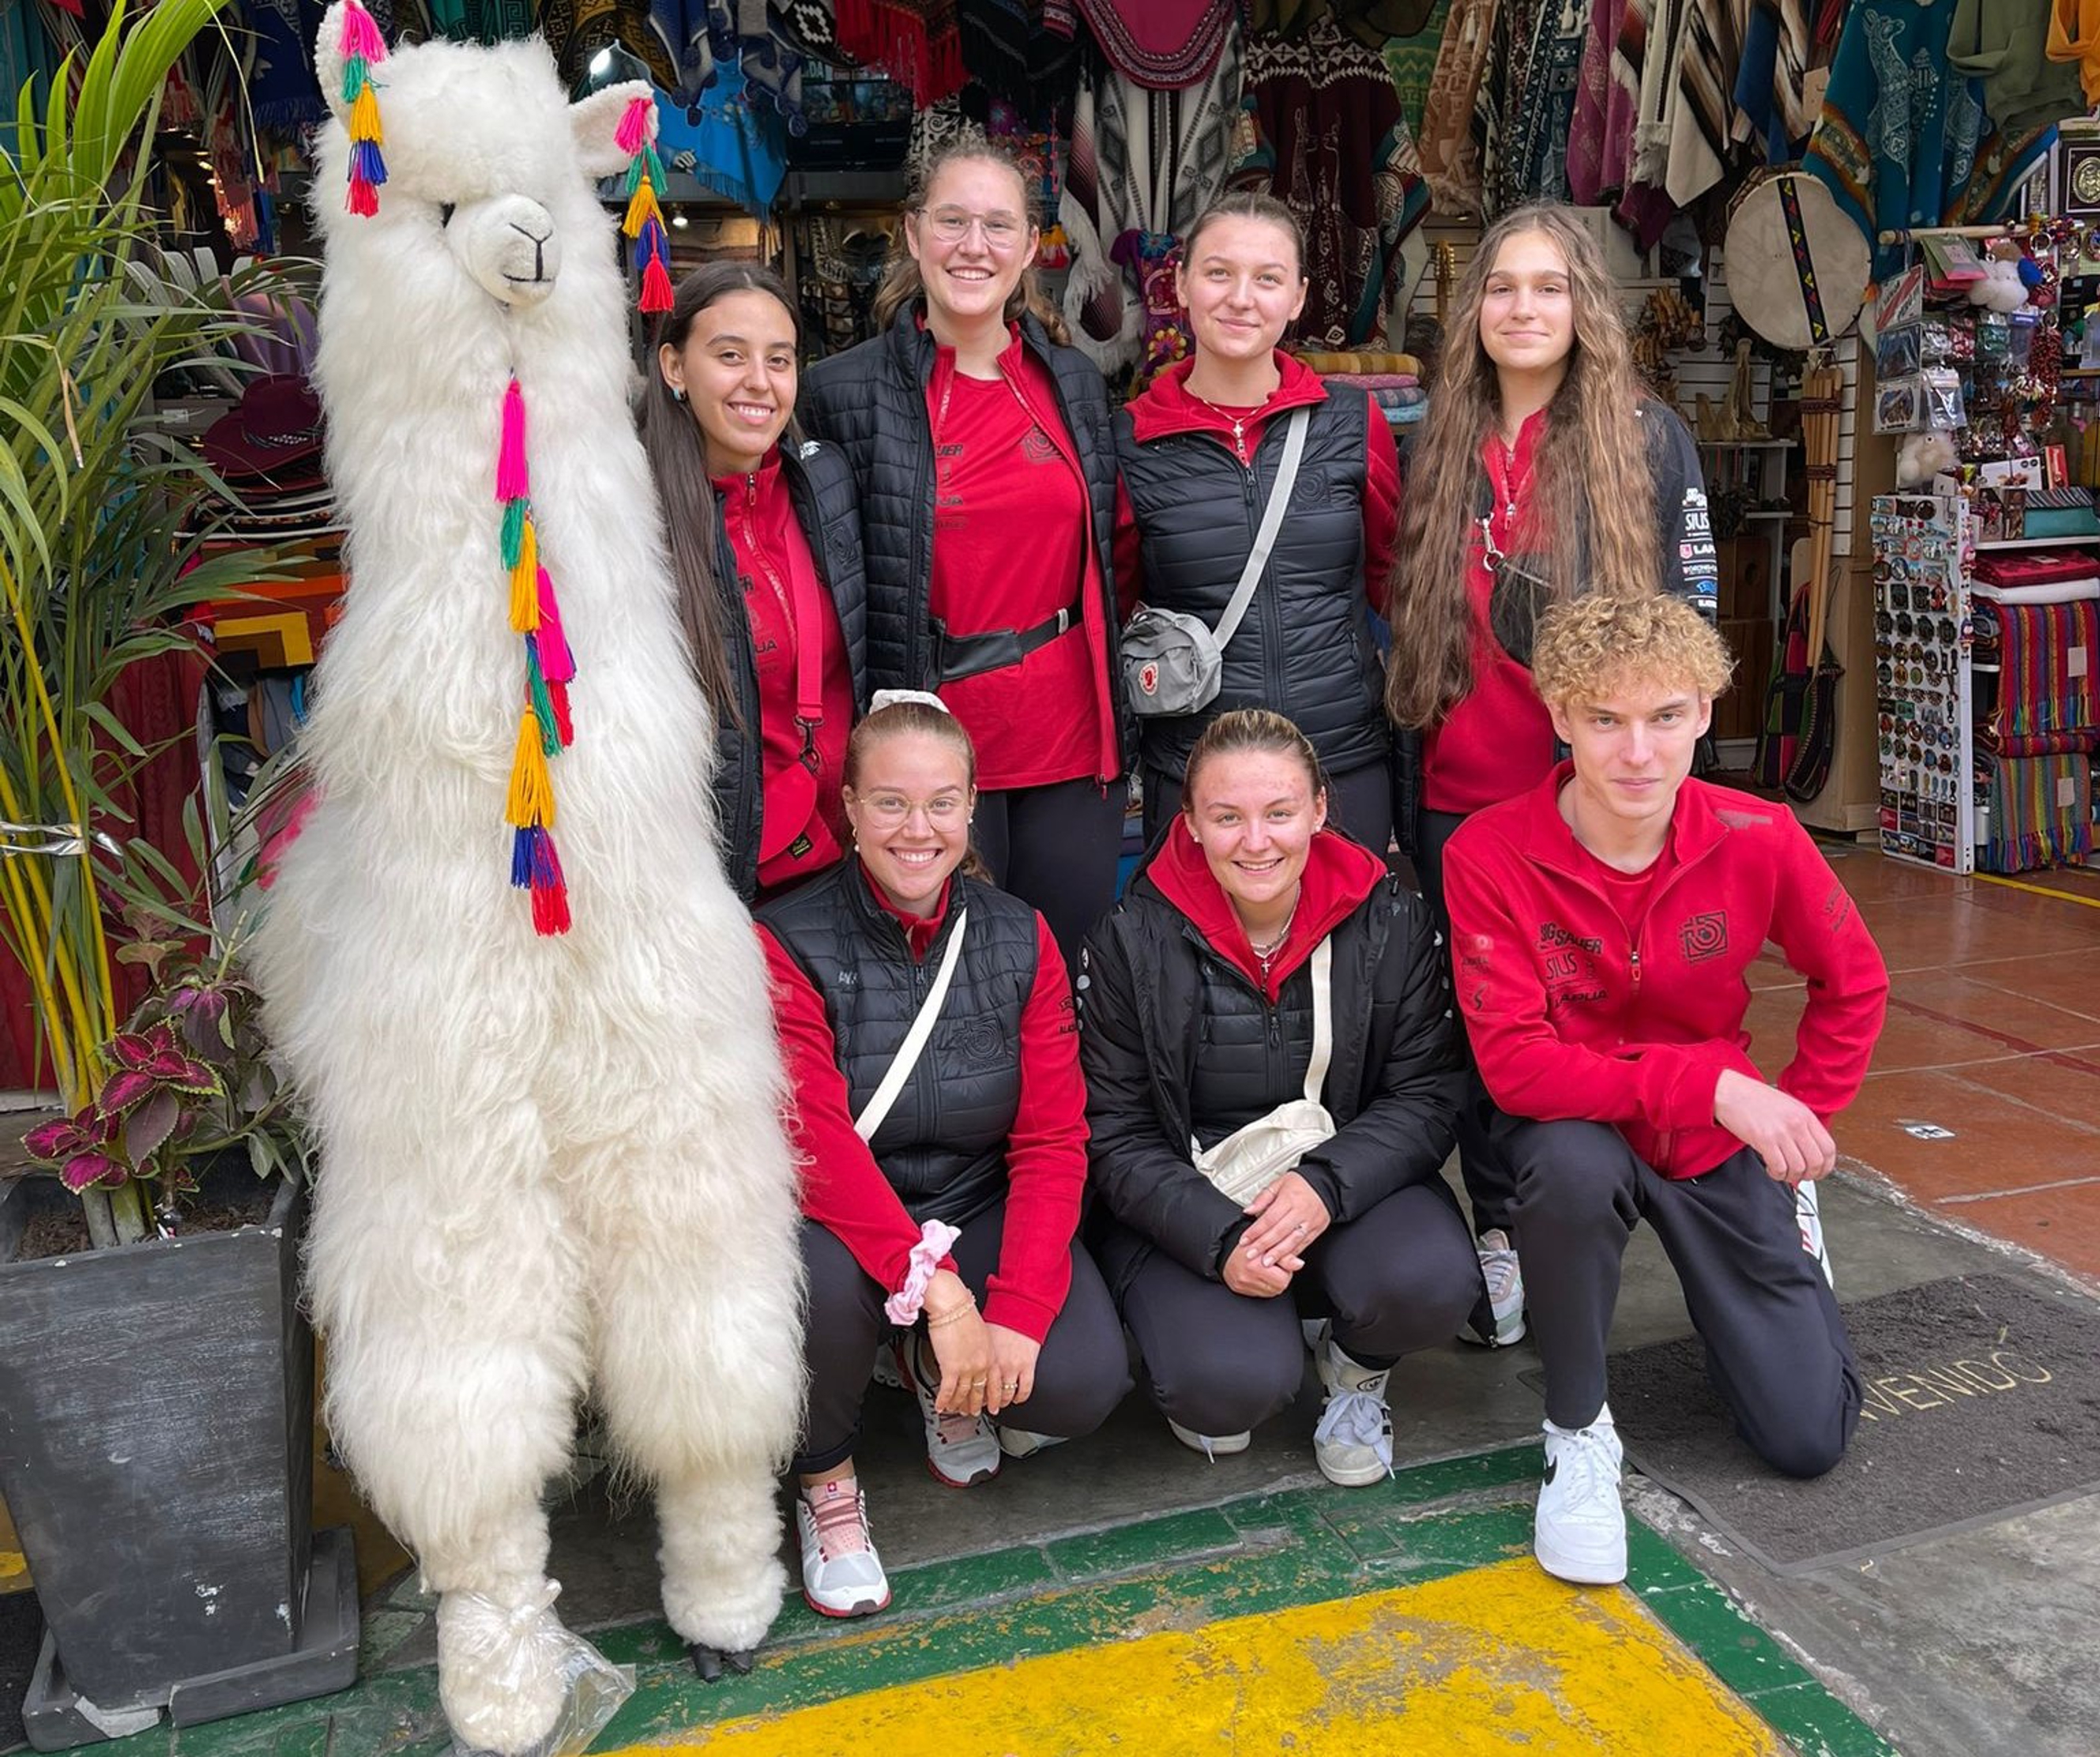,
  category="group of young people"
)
[635,145,1890,1623]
